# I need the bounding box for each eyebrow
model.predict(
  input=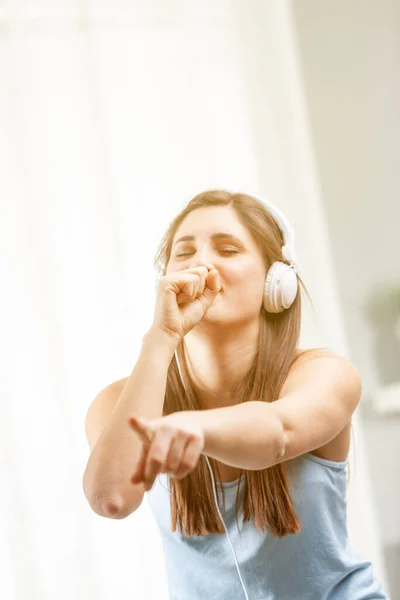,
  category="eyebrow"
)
[173,232,246,247]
